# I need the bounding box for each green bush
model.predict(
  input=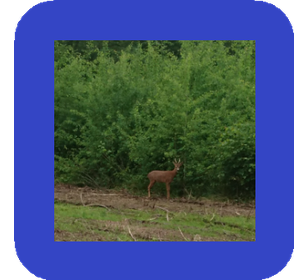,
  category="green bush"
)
[55,40,255,199]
